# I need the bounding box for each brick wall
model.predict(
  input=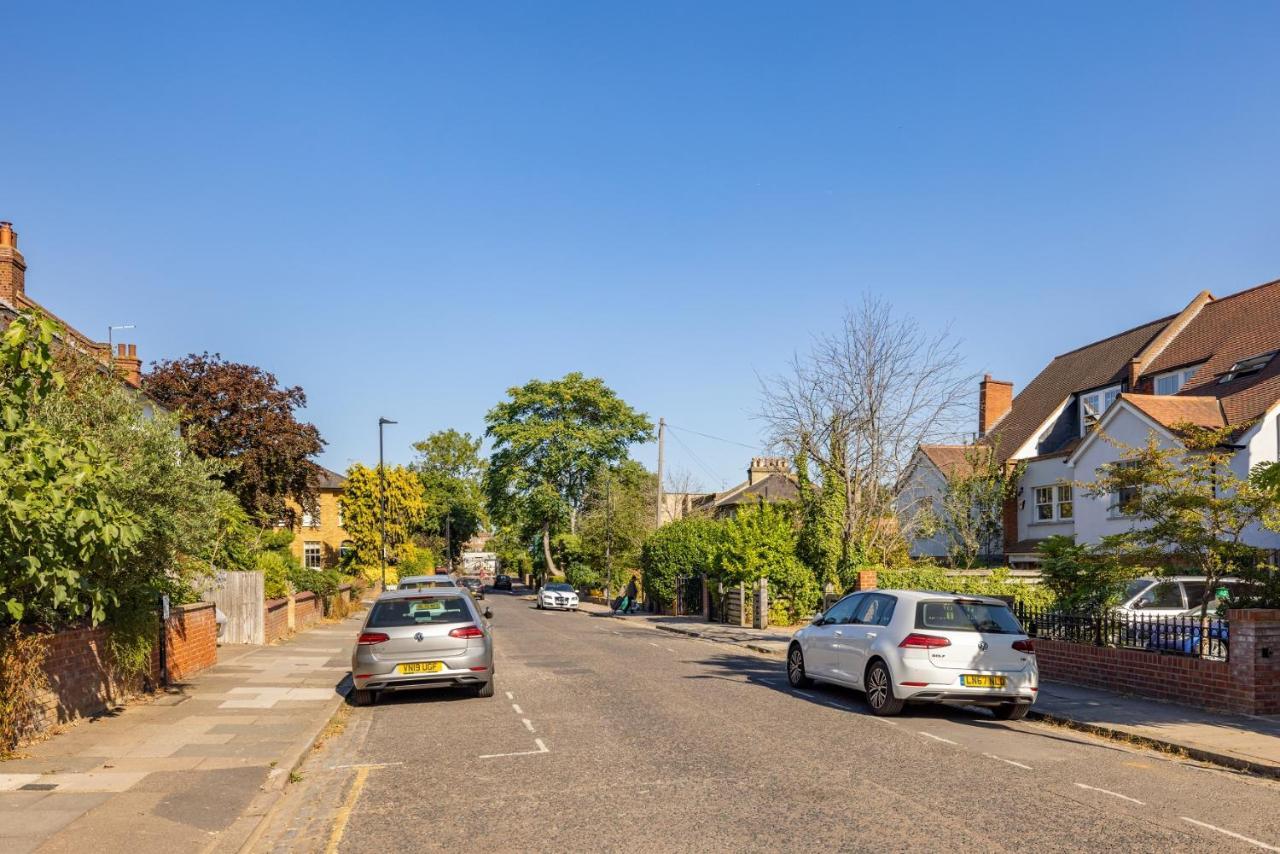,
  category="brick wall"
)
[264,597,290,644]
[1034,608,1280,716]
[294,591,321,630]
[26,603,218,741]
